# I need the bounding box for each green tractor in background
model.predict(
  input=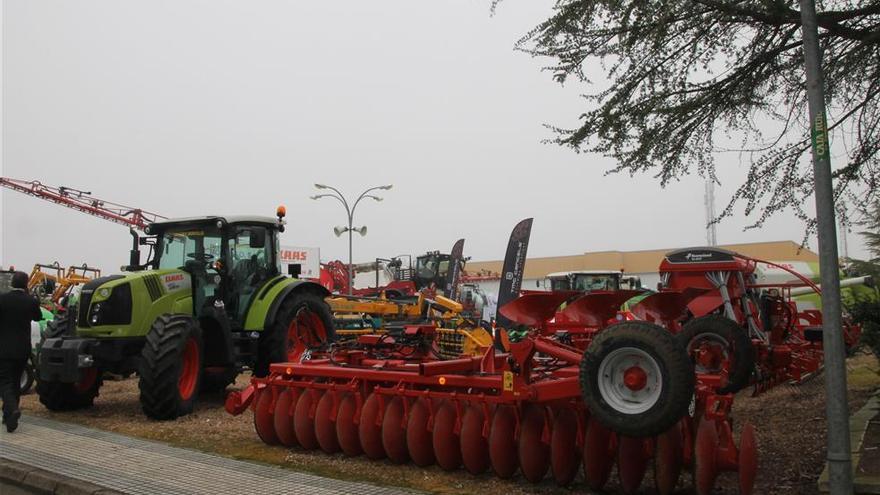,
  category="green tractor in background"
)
[38,209,332,420]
